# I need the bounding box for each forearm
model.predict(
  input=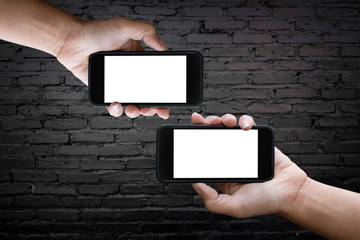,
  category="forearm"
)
[280,177,360,240]
[0,0,83,56]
